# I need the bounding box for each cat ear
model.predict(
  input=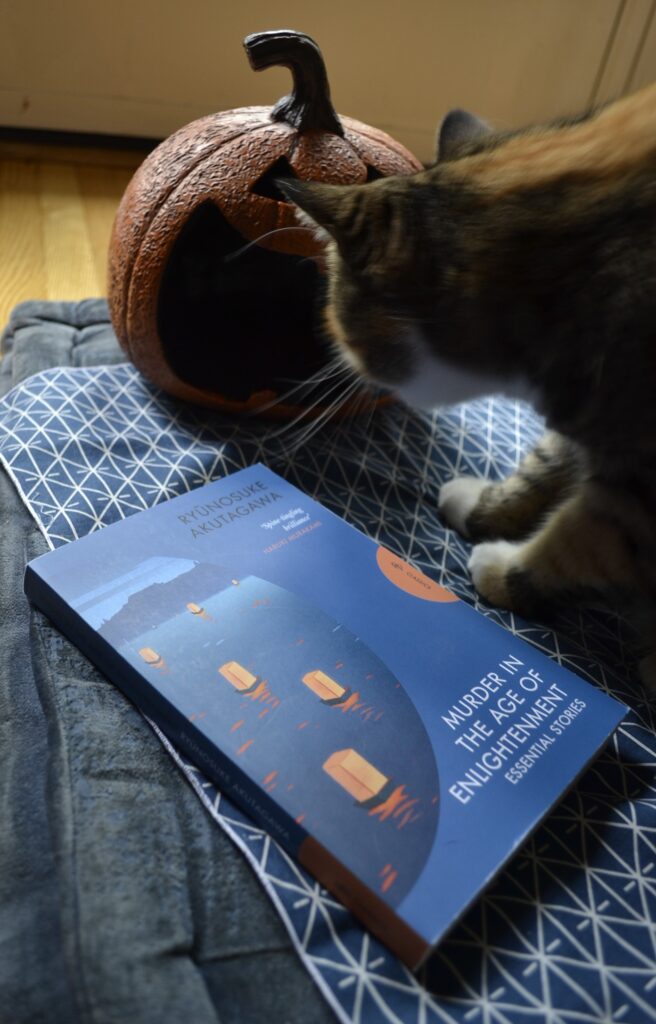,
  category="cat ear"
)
[436,108,491,161]
[276,179,359,242]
